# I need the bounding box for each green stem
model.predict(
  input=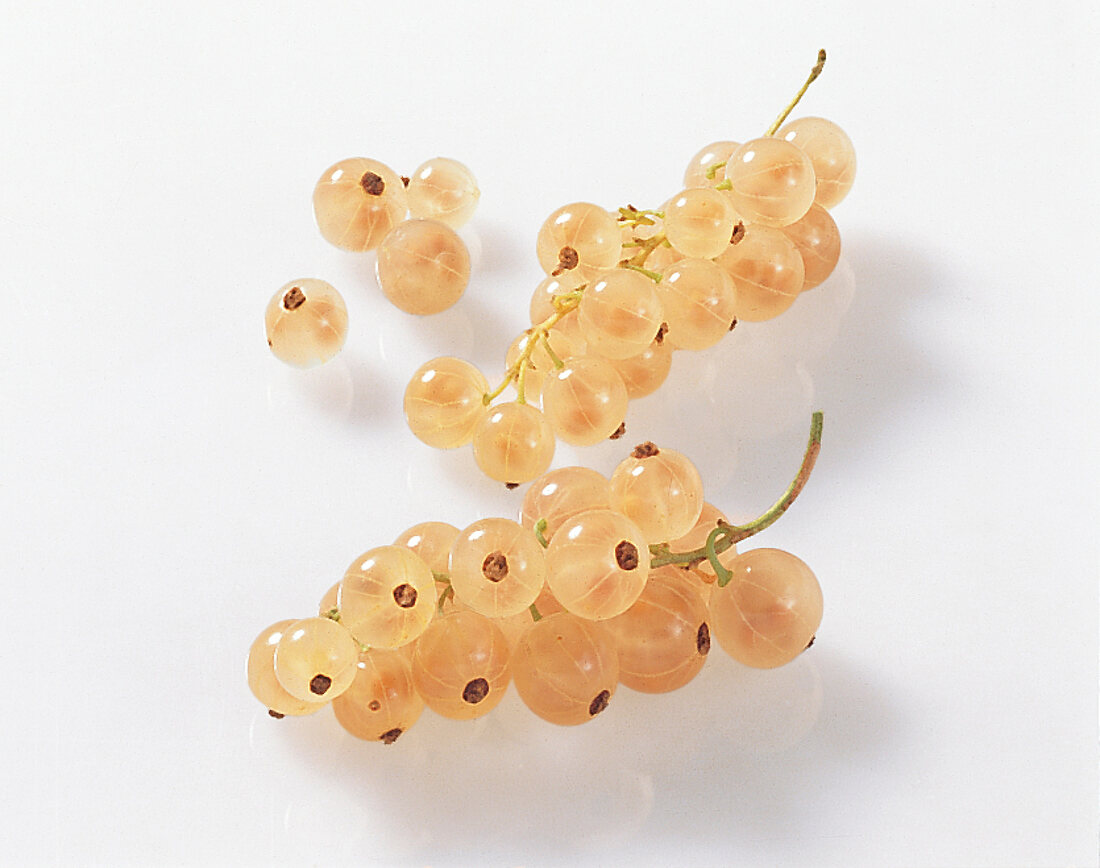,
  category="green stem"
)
[436,583,455,615]
[528,602,543,622]
[765,49,826,137]
[623,263,662,283]
[533,518,550,548]
[648,411,823,585]
[540,333,565,370]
